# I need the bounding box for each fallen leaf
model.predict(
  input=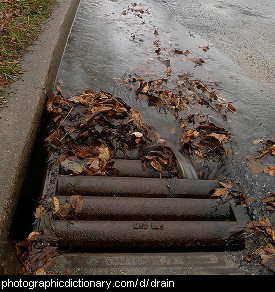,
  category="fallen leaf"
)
[262,193,275,211]
[97,145,111,160]
[258,244,275,265]
[209,133,229,143]
[27,232,40,242]
[166,67,172,76]
[52,197,60,215]
[227,103,236,113]
[246,217,274,240]
[174,49,183,54]
[183,50,190,56]
[211,188,229,198]
[246,157,264,174]
[56,85,62,95]
[253,138,265,144]
[194,149,204,159]
[219,181,232,189]
[34,205,45,219]
[61,158,84,174]
[192,58,205,66]
[264,166,275,176]
[243,195,255,207]
[69,195,83,215]
[149,158,164,173]
[35,267,48,275]
[59,201,71,218]
[142,83,150,93]
[87,157,100,171]
[155,47,161,54]
[52,197,70,218]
